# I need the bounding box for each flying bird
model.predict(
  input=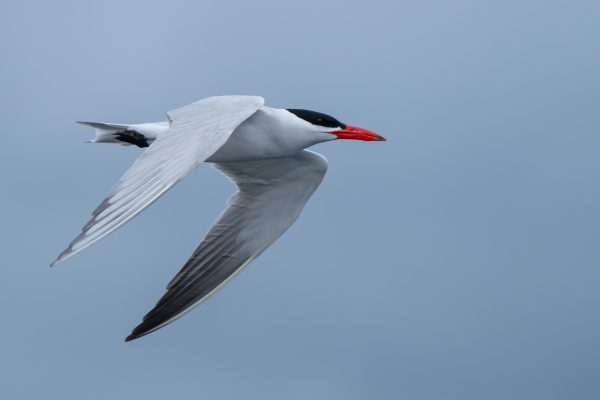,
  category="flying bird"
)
[52,96,385,341]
